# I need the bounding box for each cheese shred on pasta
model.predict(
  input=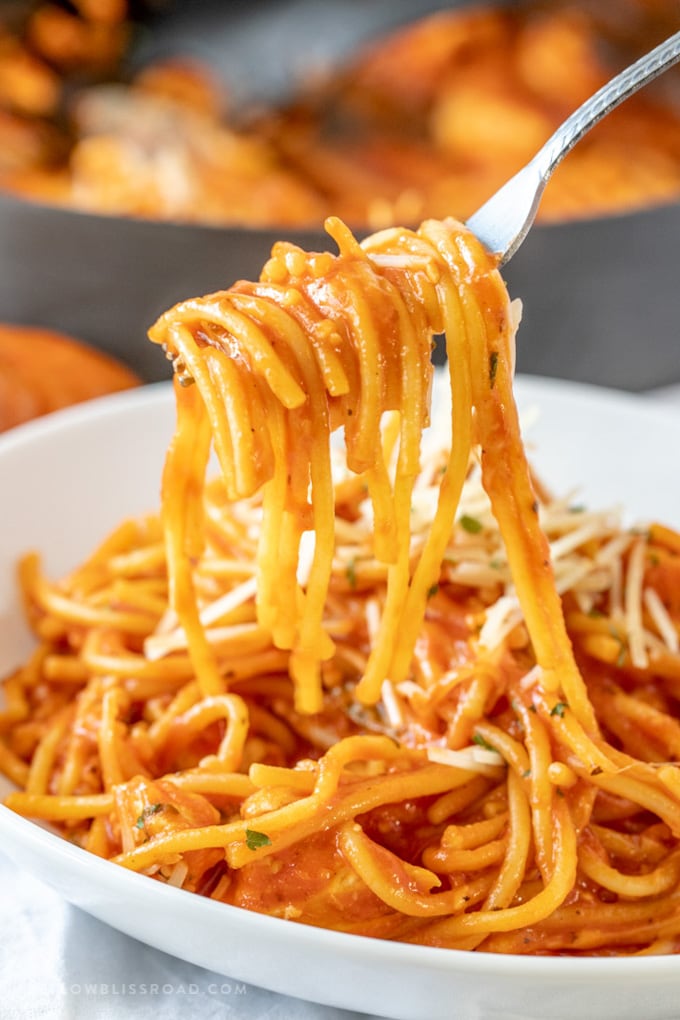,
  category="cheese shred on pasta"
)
[4,216,680,955]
